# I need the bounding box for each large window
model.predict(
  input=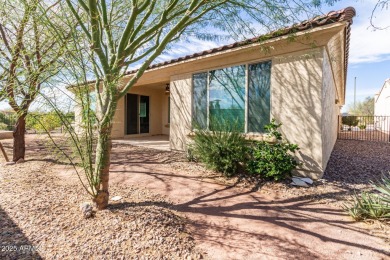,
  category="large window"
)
[192,61,271,133]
